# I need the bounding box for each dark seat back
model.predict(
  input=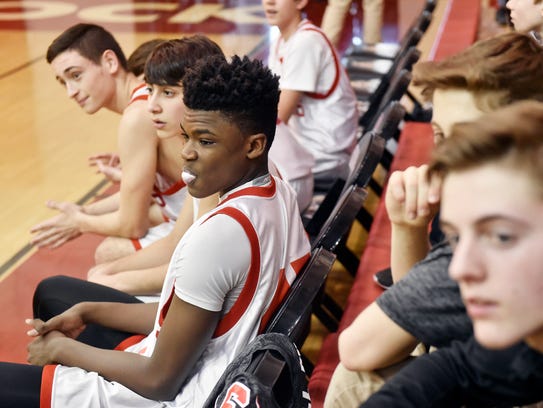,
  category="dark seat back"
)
[264,247,336,348]
[311,185,368,251]
[360,68,412,130]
